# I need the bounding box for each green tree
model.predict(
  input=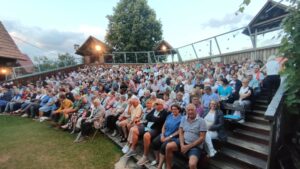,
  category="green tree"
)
[57,53,77,67]
[280,1,300,112]
[34,56,57,72]
[105,0,163,53]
